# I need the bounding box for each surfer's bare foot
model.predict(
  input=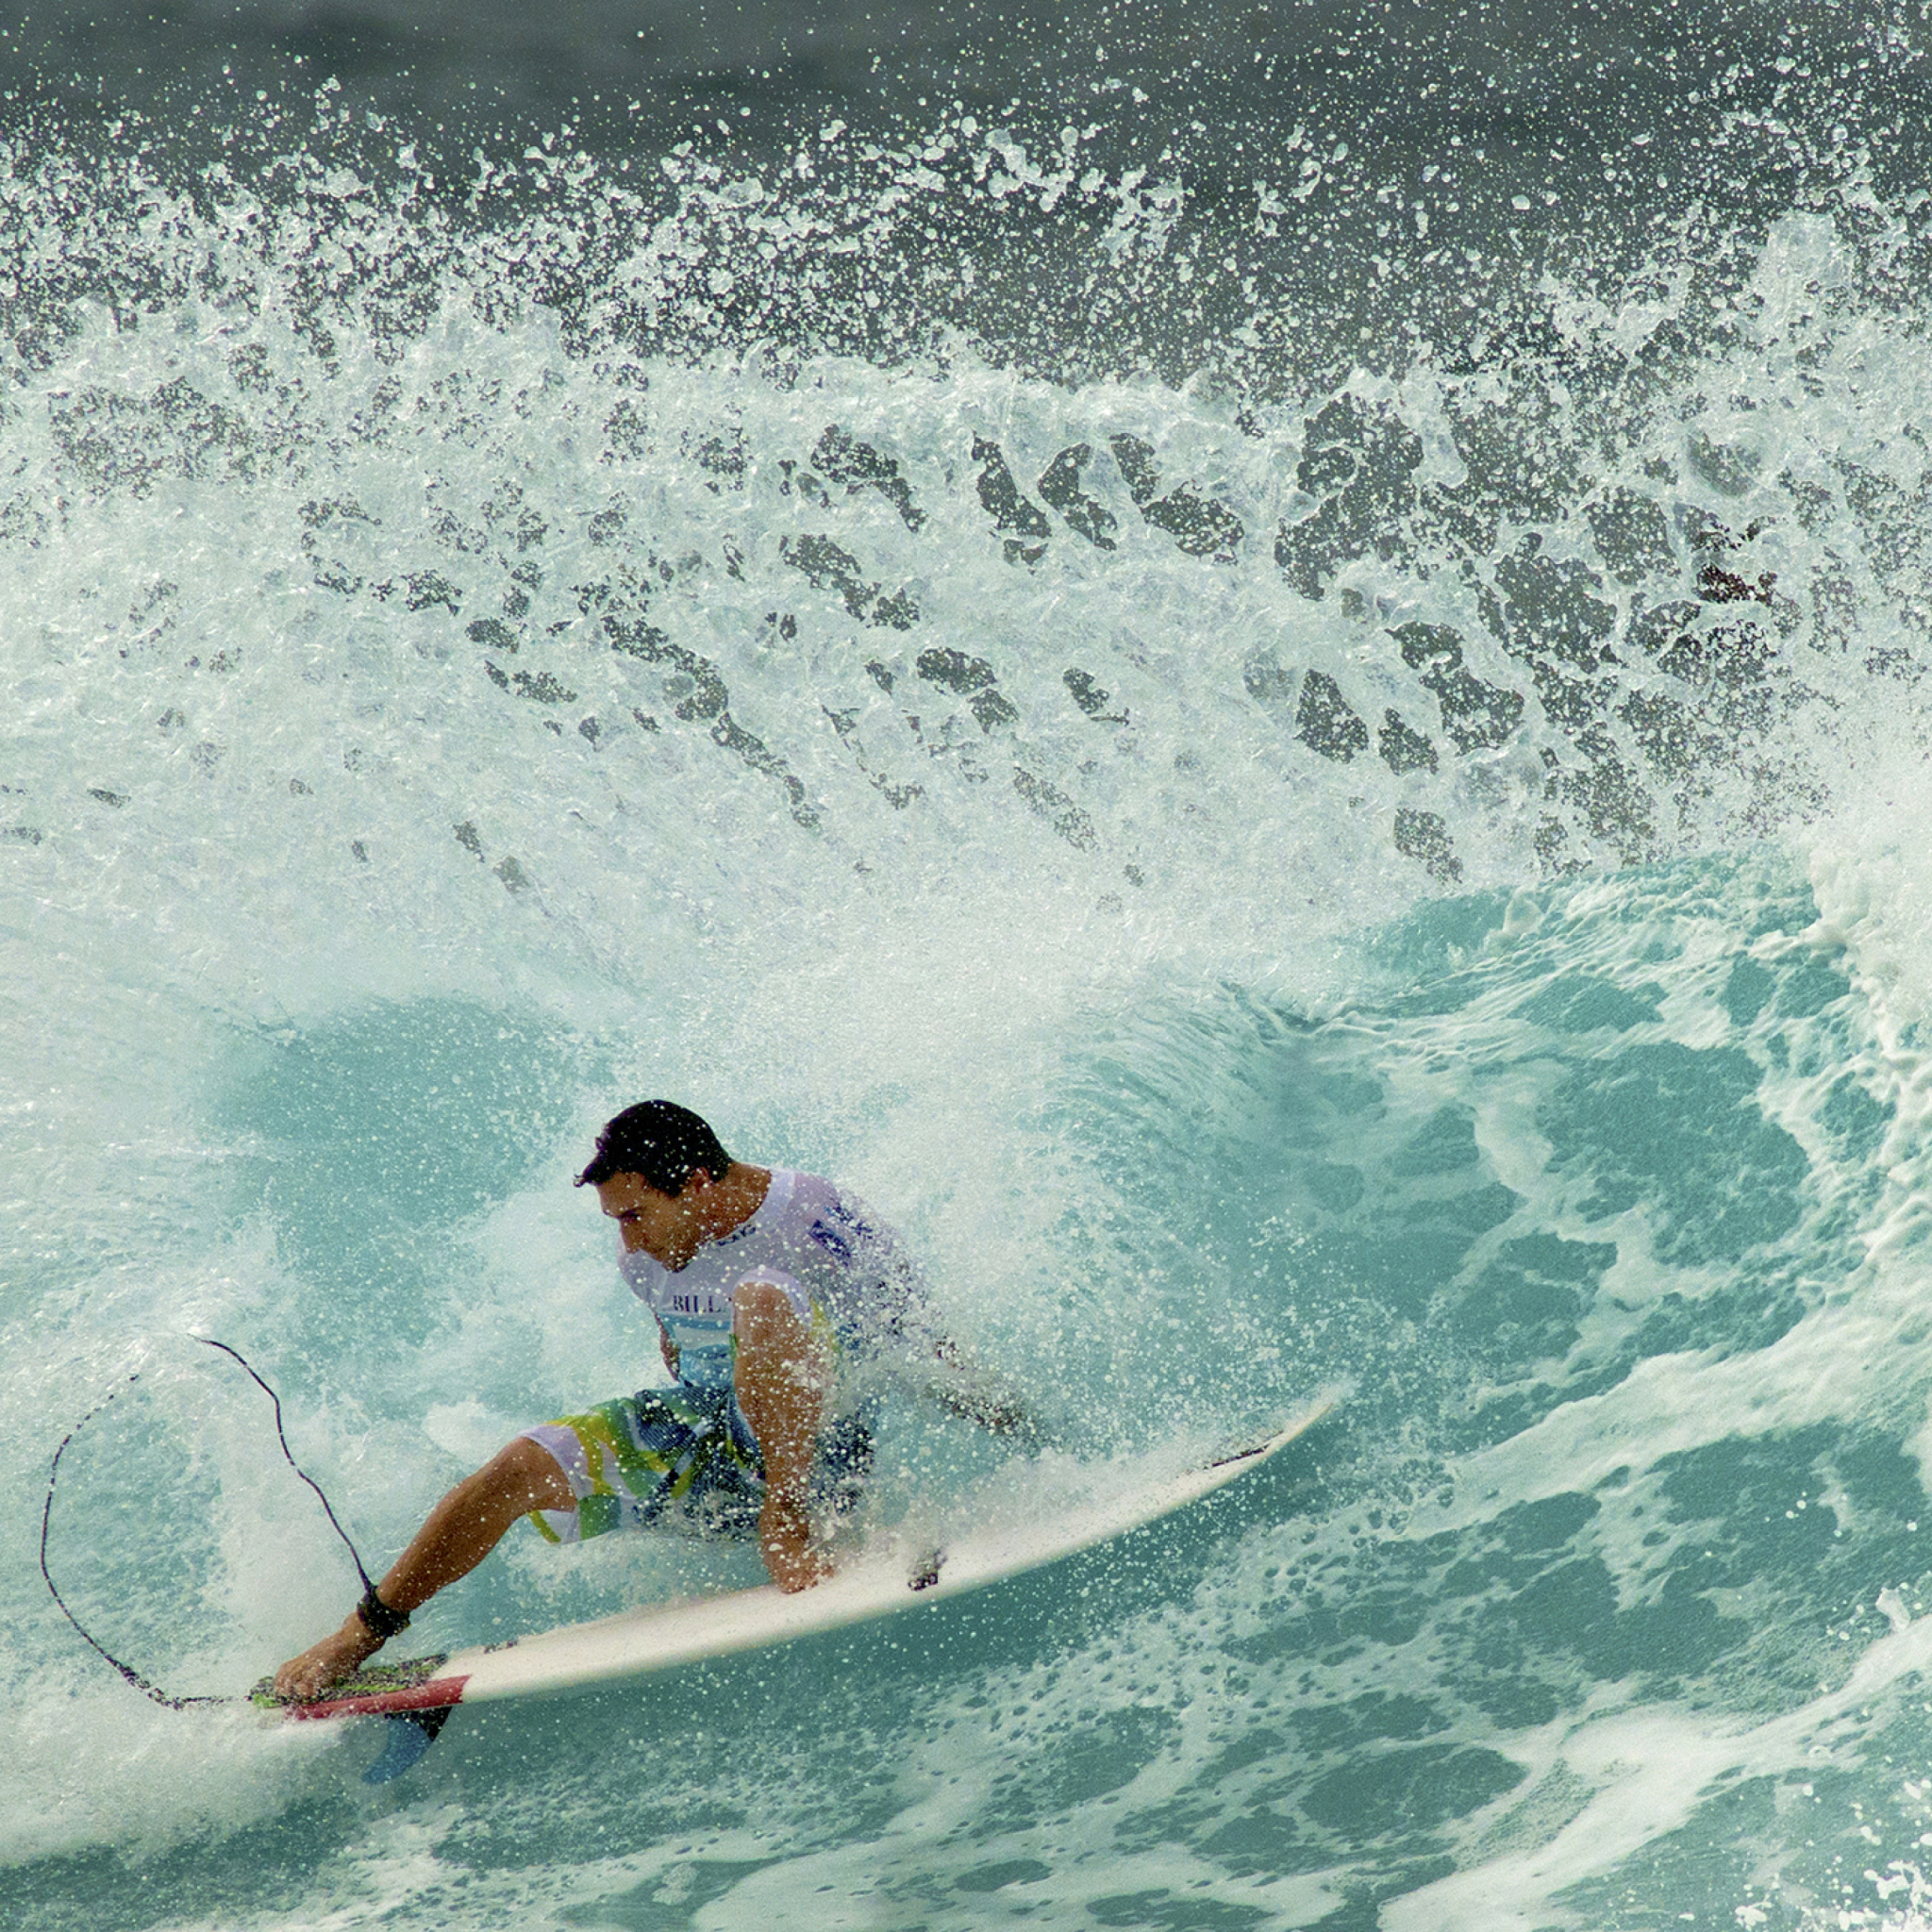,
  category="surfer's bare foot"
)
[275,1612,384,1702]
